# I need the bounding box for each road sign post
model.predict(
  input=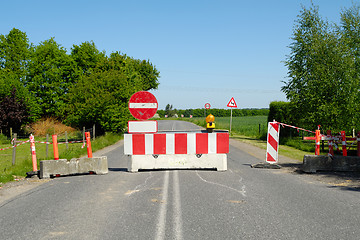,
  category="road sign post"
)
[227,97,237,135]
[204,103,211,117]
[128,91,158,133]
